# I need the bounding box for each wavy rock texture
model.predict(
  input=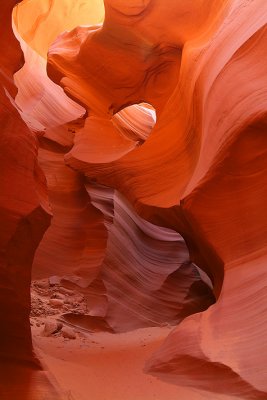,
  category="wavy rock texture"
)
[13,0,104,58]
[46,0,267,398]
[32,109,214,333]
[12,0,212,339]
[85,185,214,332]
[0,0,51,363]
[1,0,267,399]
[0,3,67,399]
